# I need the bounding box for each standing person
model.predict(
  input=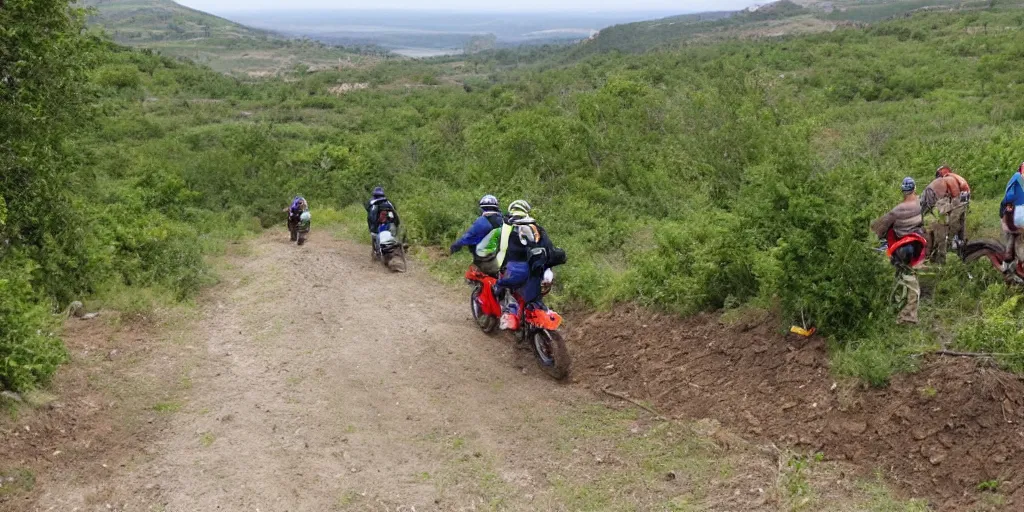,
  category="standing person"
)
[284,196,309,243]
[1000,162,1024,275]
[449,194,504,276]
[871,178,928,325]
[365,187,400,252]
[920,165,970,263]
